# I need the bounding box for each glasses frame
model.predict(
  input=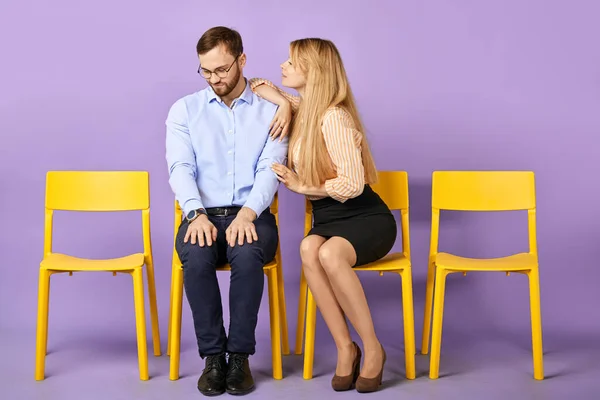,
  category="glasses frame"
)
[197,55,240,80]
